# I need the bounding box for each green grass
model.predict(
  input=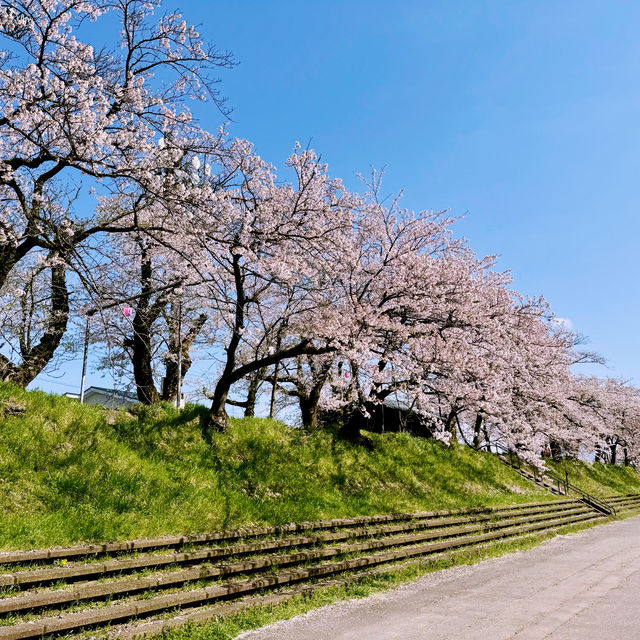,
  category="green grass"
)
[0,382,638,552]
[545,456,640,497]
